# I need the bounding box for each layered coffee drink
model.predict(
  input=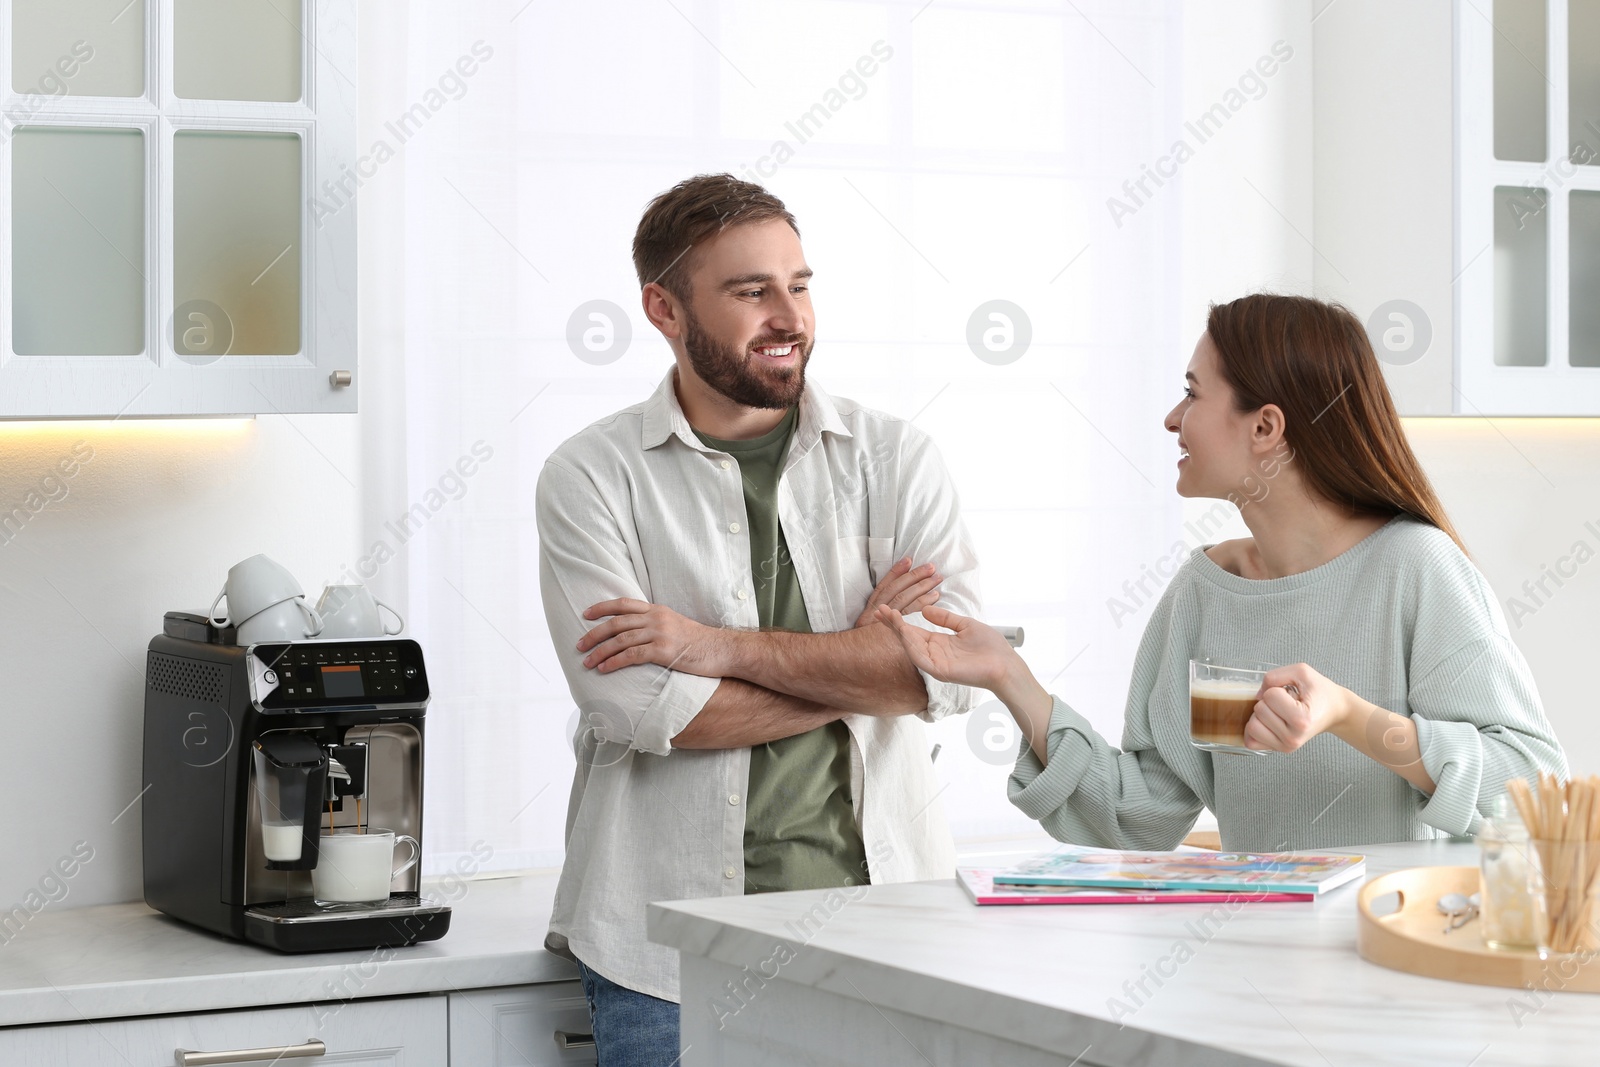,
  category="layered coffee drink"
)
[1189,679,1261,748]
[1188,659,1275,755]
